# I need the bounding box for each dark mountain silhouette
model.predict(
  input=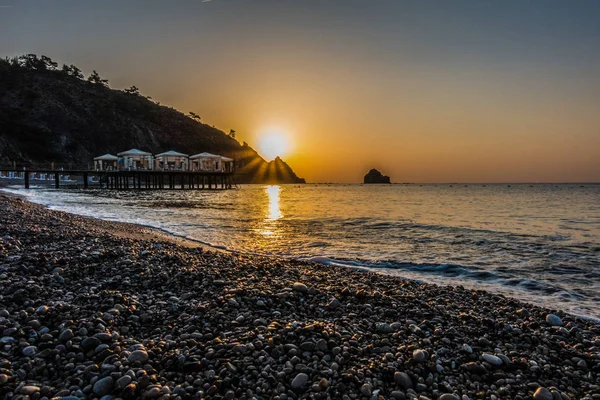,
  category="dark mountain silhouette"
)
[0,54,305,184]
